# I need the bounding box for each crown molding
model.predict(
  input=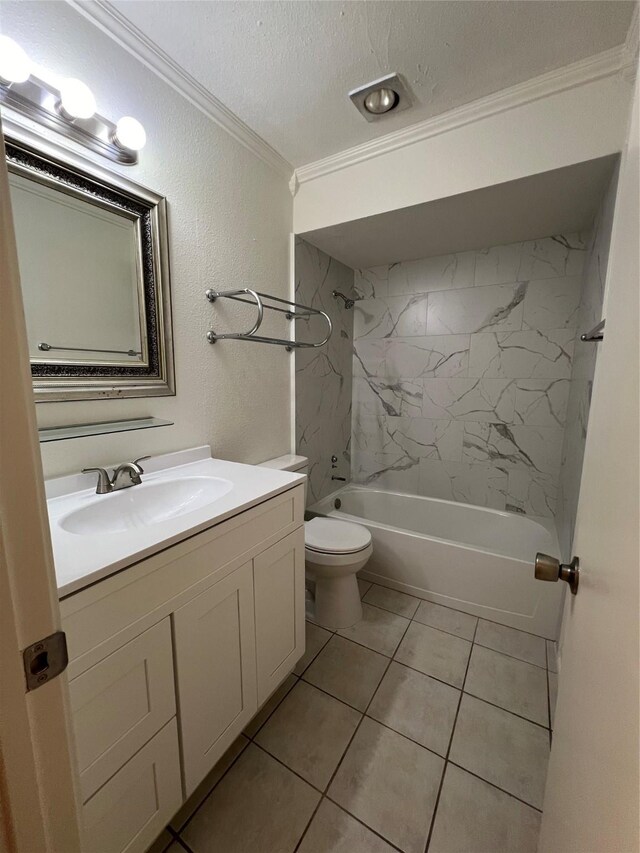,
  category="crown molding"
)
[67,0,293,179]
[295,43,635,186]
